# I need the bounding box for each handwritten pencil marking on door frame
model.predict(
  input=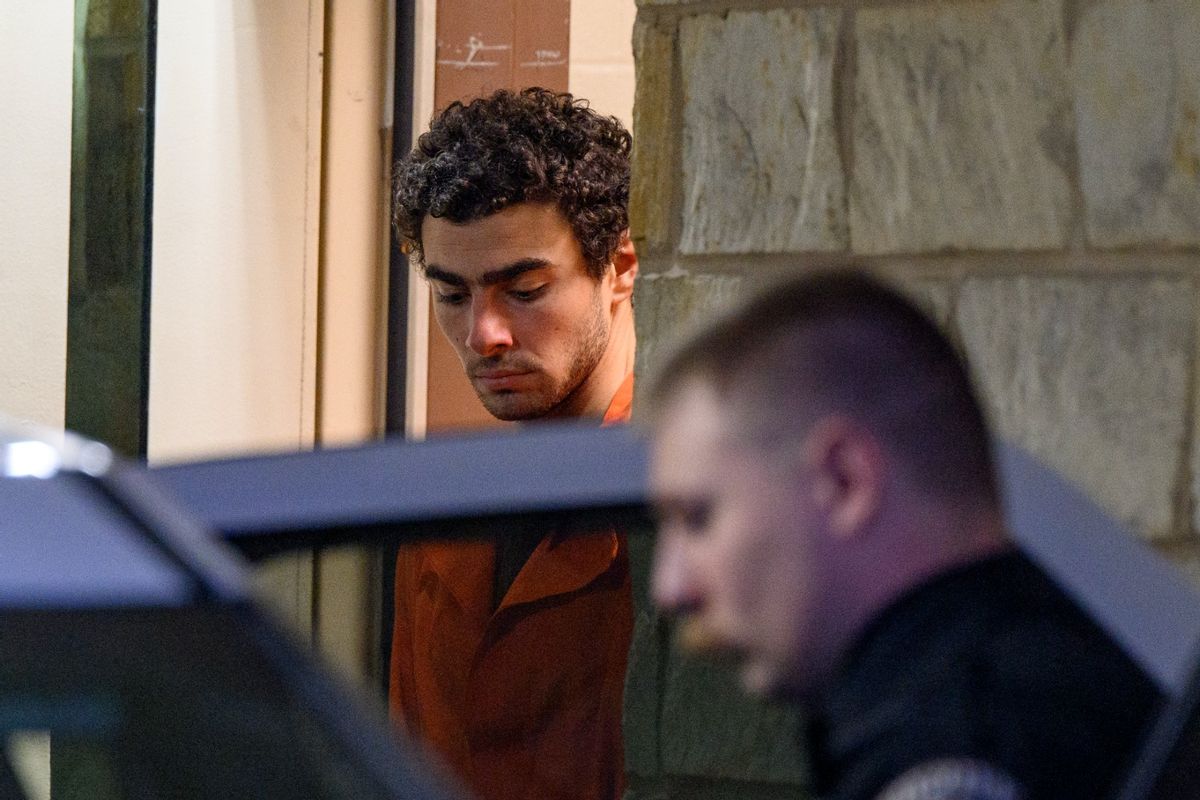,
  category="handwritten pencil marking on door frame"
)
[519,49,566,68]
[437,35,511,69]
